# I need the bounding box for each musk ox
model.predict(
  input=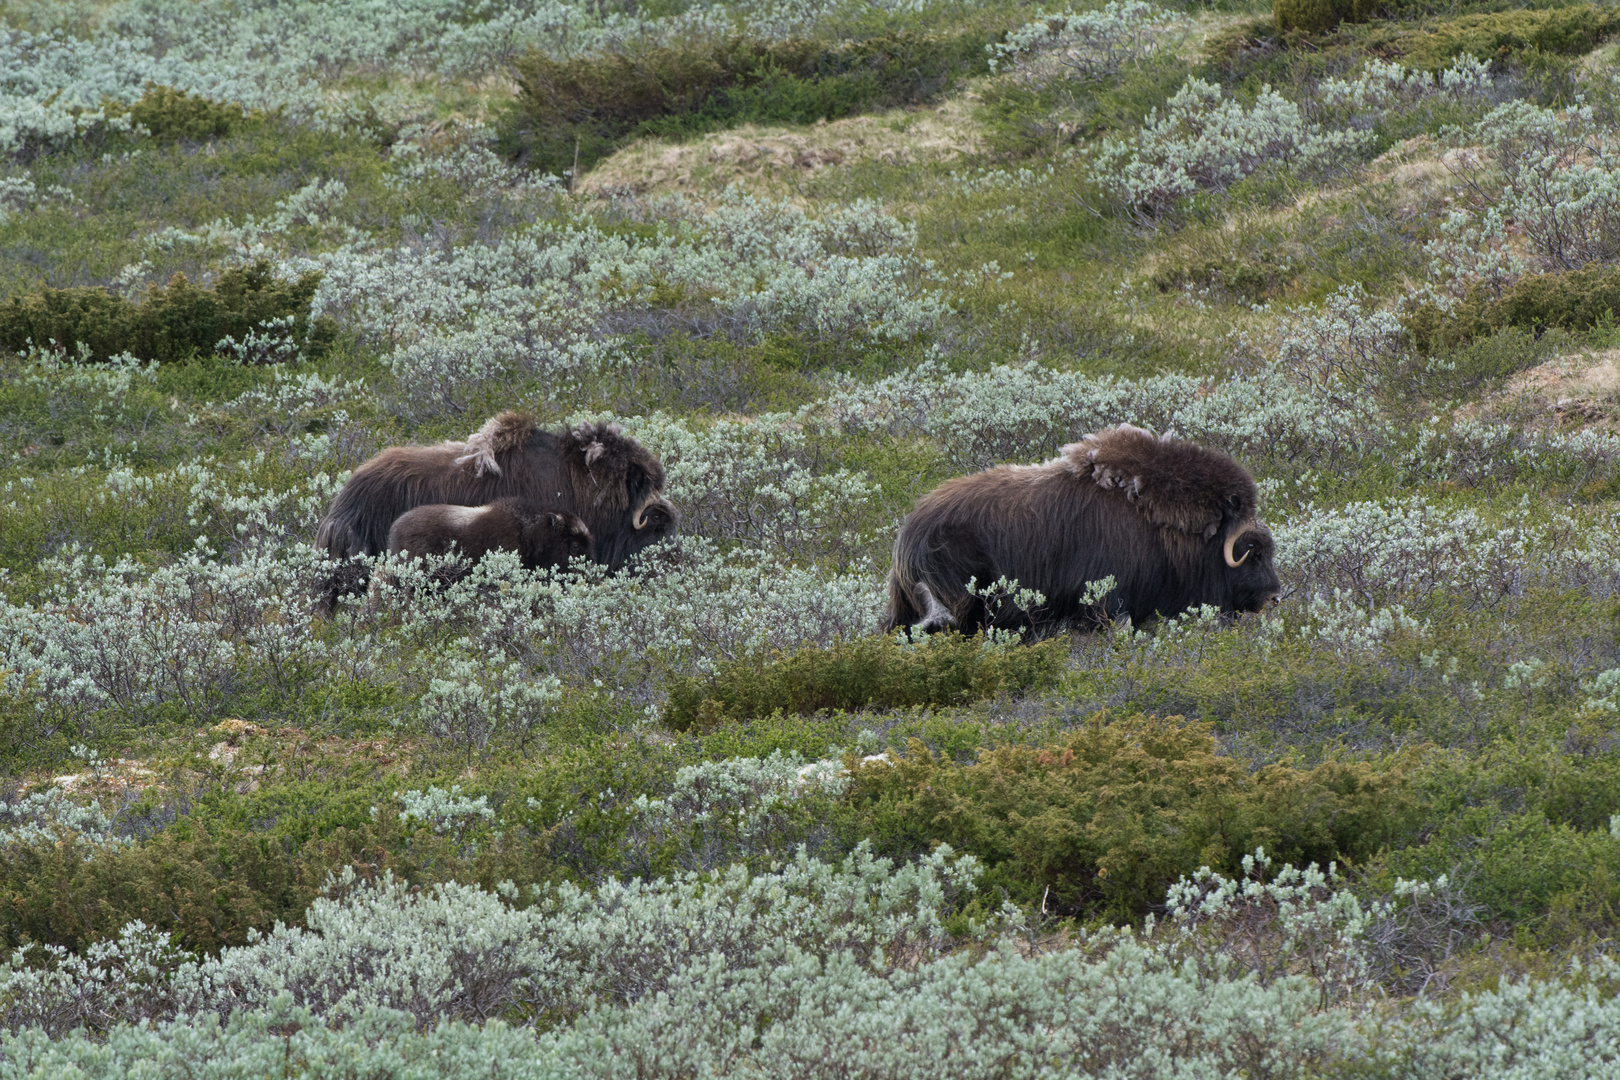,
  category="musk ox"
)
[316,413,677,606]
[387,499,593,582]
[884,424,1281,636]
